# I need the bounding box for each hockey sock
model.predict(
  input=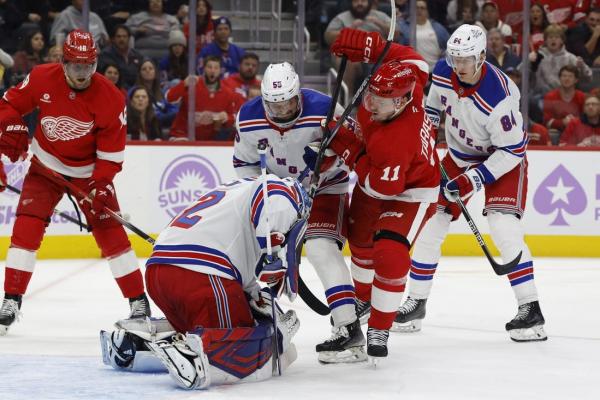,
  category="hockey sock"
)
[349,244,374,302]
[4,247,37,294]
[369,238,410,330]
[107,249,145,298]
